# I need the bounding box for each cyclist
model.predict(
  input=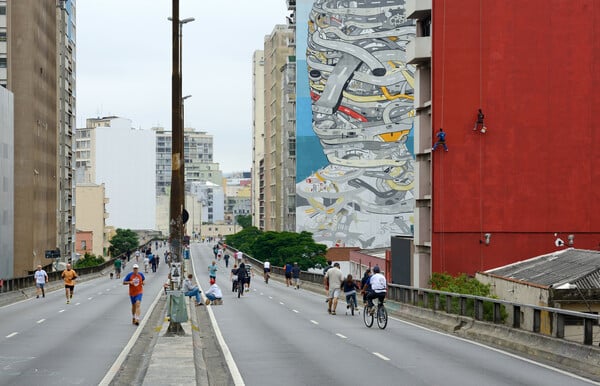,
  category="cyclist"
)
[263,260,271,283]
[230,264,239,292]
[360,269,371,304]
[365,266,386,314]
[342,274,358,310]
